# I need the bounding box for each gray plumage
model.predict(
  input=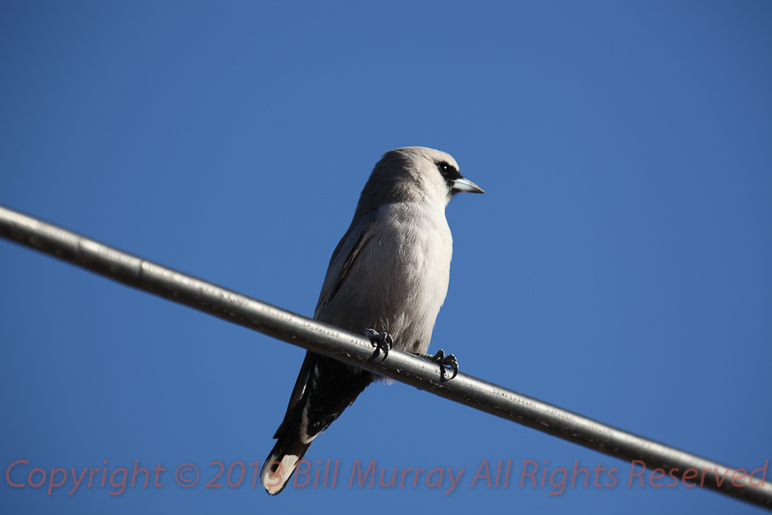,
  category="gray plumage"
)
[261,146,483,495]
